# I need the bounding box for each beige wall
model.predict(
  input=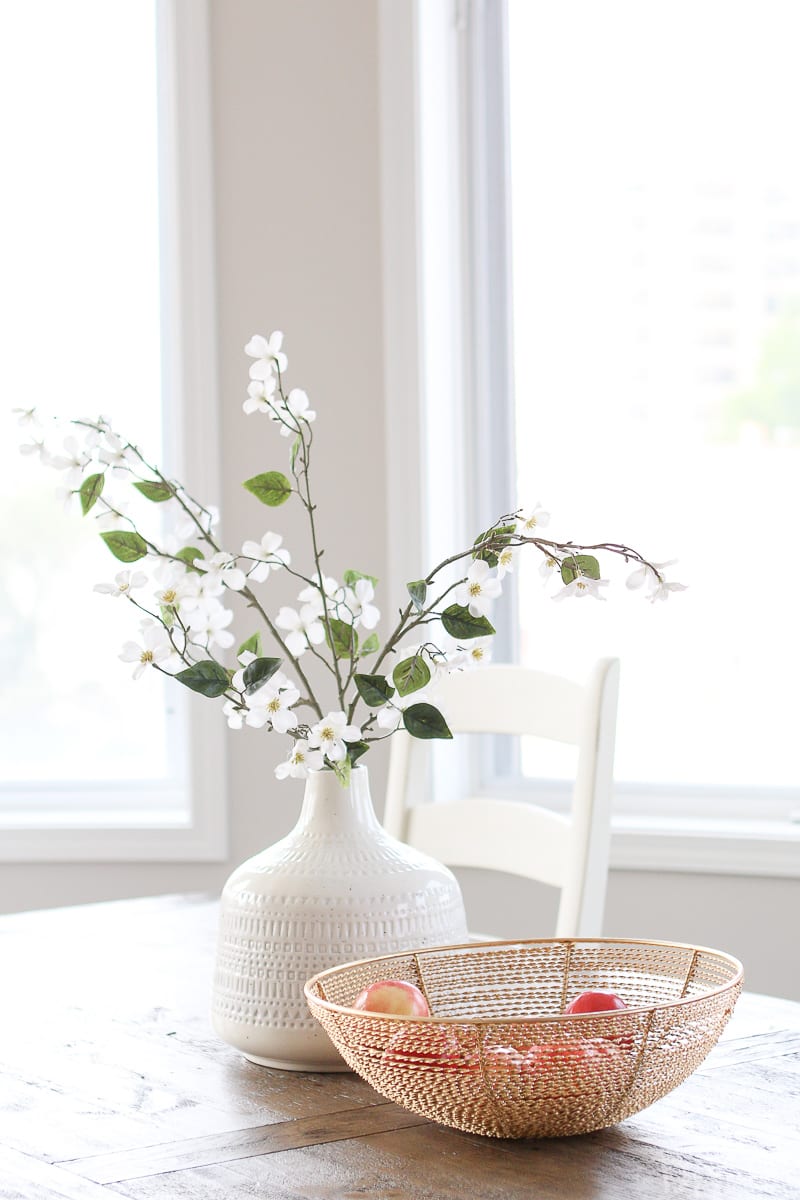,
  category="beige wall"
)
[2,0,798,1005]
